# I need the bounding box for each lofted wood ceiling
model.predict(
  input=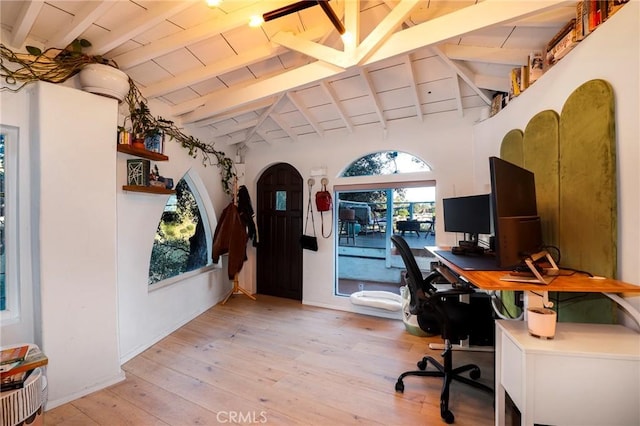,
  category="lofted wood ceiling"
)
[0,0,577,148]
